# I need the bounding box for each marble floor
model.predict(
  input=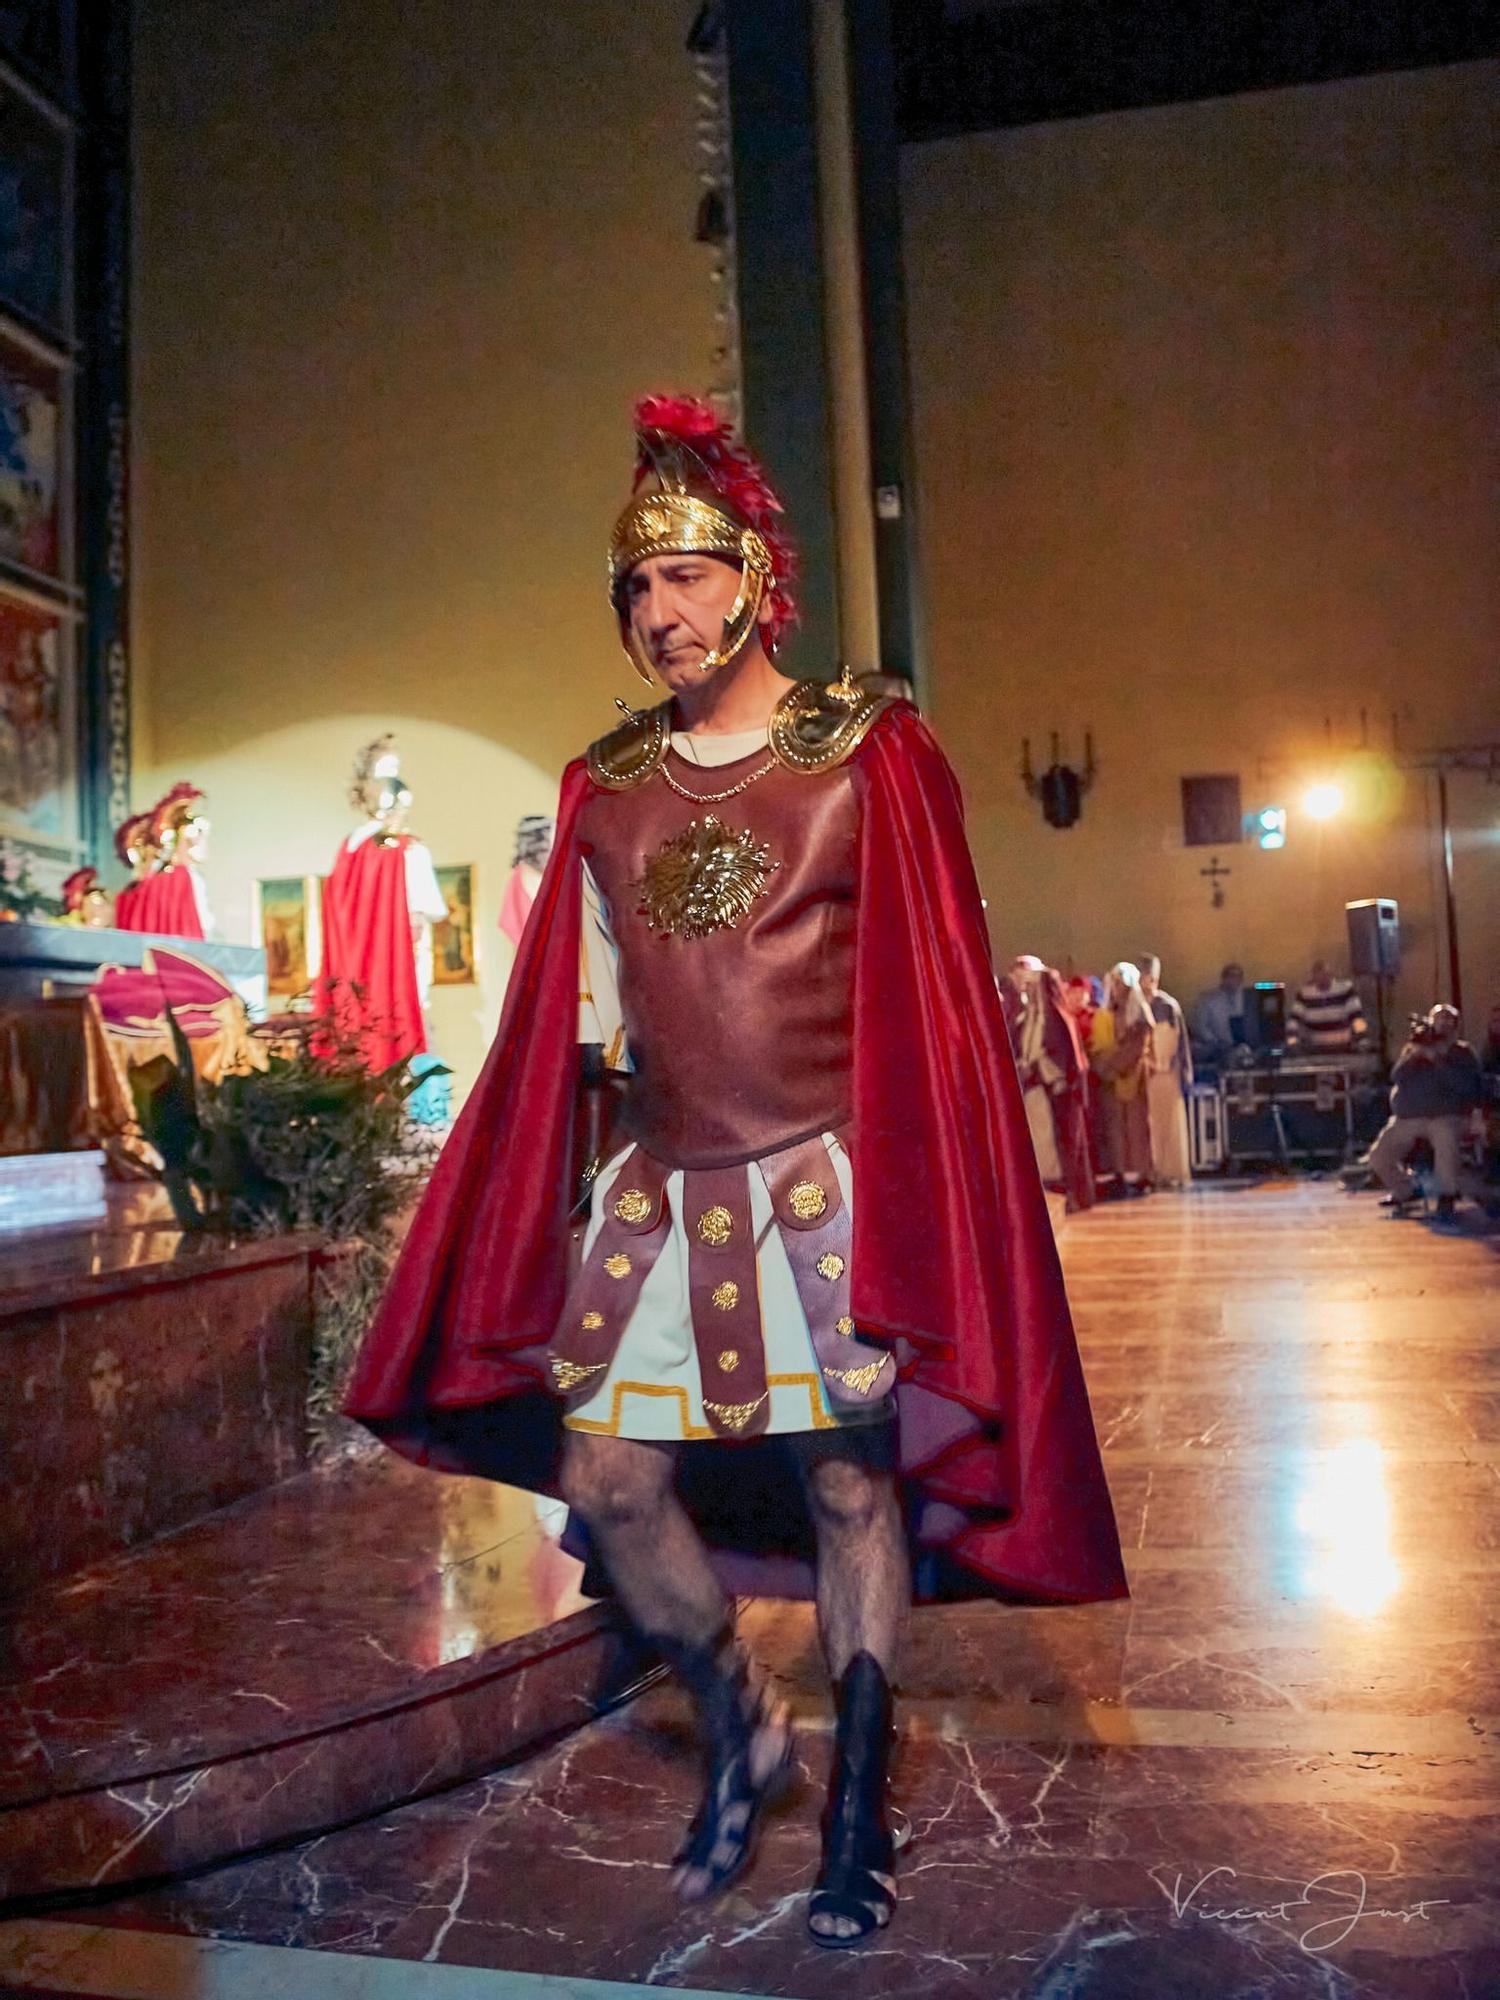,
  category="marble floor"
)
[4,1181,1499,1998]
